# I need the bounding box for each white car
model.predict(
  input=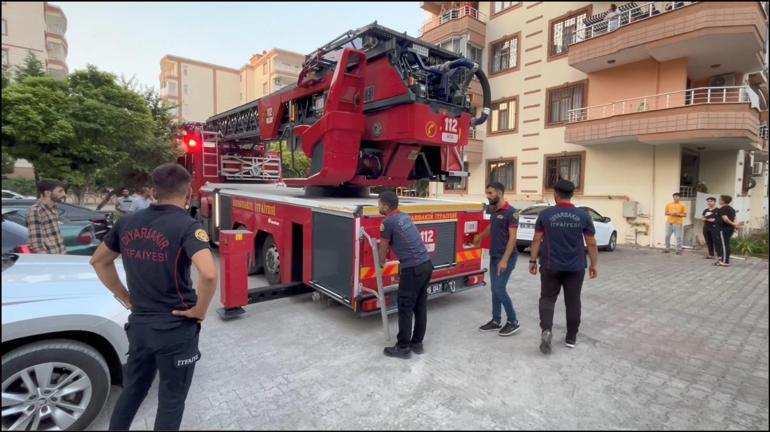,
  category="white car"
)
[1,190,35,200]
[516,204,618,252]
[2,253,129,430]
